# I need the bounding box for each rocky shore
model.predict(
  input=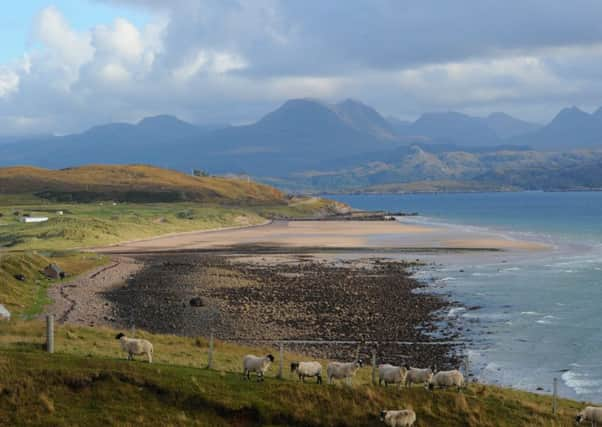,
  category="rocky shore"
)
[105,251,462,369]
